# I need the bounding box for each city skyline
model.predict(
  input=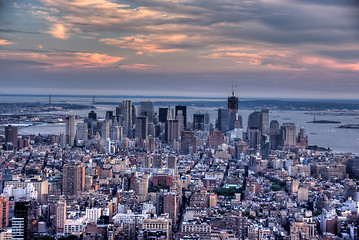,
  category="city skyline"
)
[0,0,359,99]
